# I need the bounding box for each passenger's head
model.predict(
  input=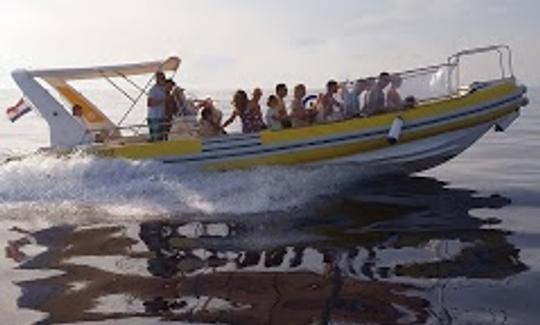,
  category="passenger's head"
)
[252,88,263,102]
[267,95,279,108]
[366,77,377,90]
[233,90,249,110]
[378,72,391,89]
[176,86,186,99]
[165,79,176,92]
[198,98,214,110]
[390,74,402,88]
[326,80,339,94]
[294,84,306,99]
[355,79,368,93]
[72,104,83,117]
[201,107,213,121]
[276,84,288,98]
[155,72,166,86]
[404,96,417,109]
